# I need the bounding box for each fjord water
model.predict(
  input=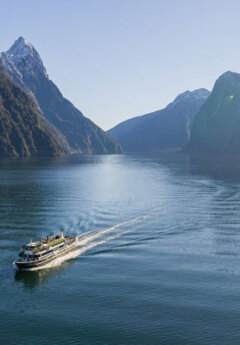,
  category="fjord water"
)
[1,154,240,345]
